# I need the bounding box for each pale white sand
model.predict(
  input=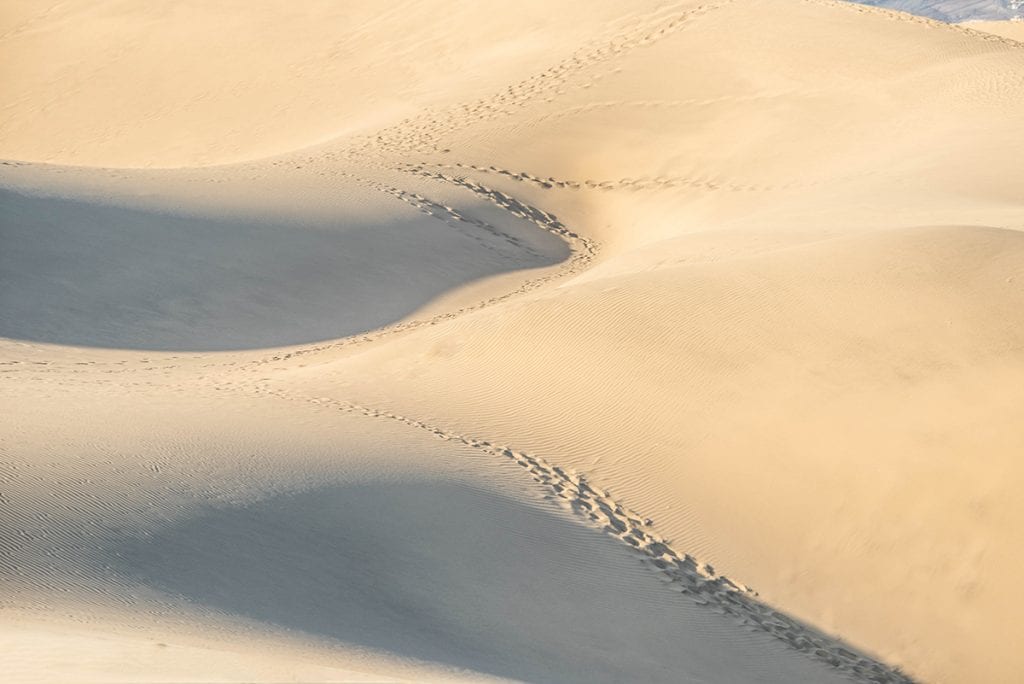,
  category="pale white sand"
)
[2,1,1022,682]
